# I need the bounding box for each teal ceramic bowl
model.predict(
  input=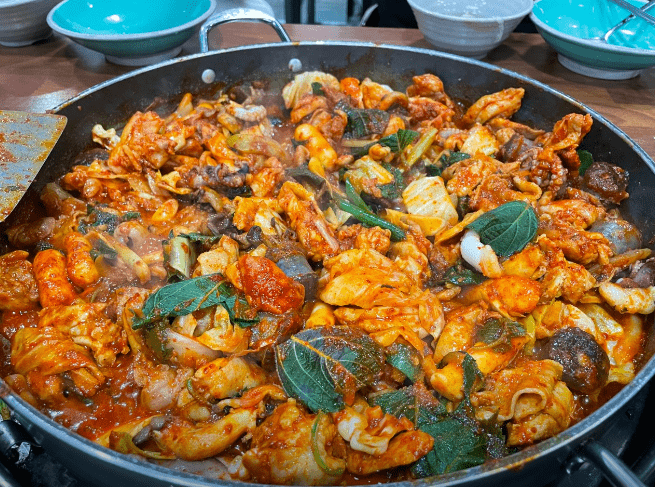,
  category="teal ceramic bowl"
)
[47,0,216,66]
[530,0,655,79]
